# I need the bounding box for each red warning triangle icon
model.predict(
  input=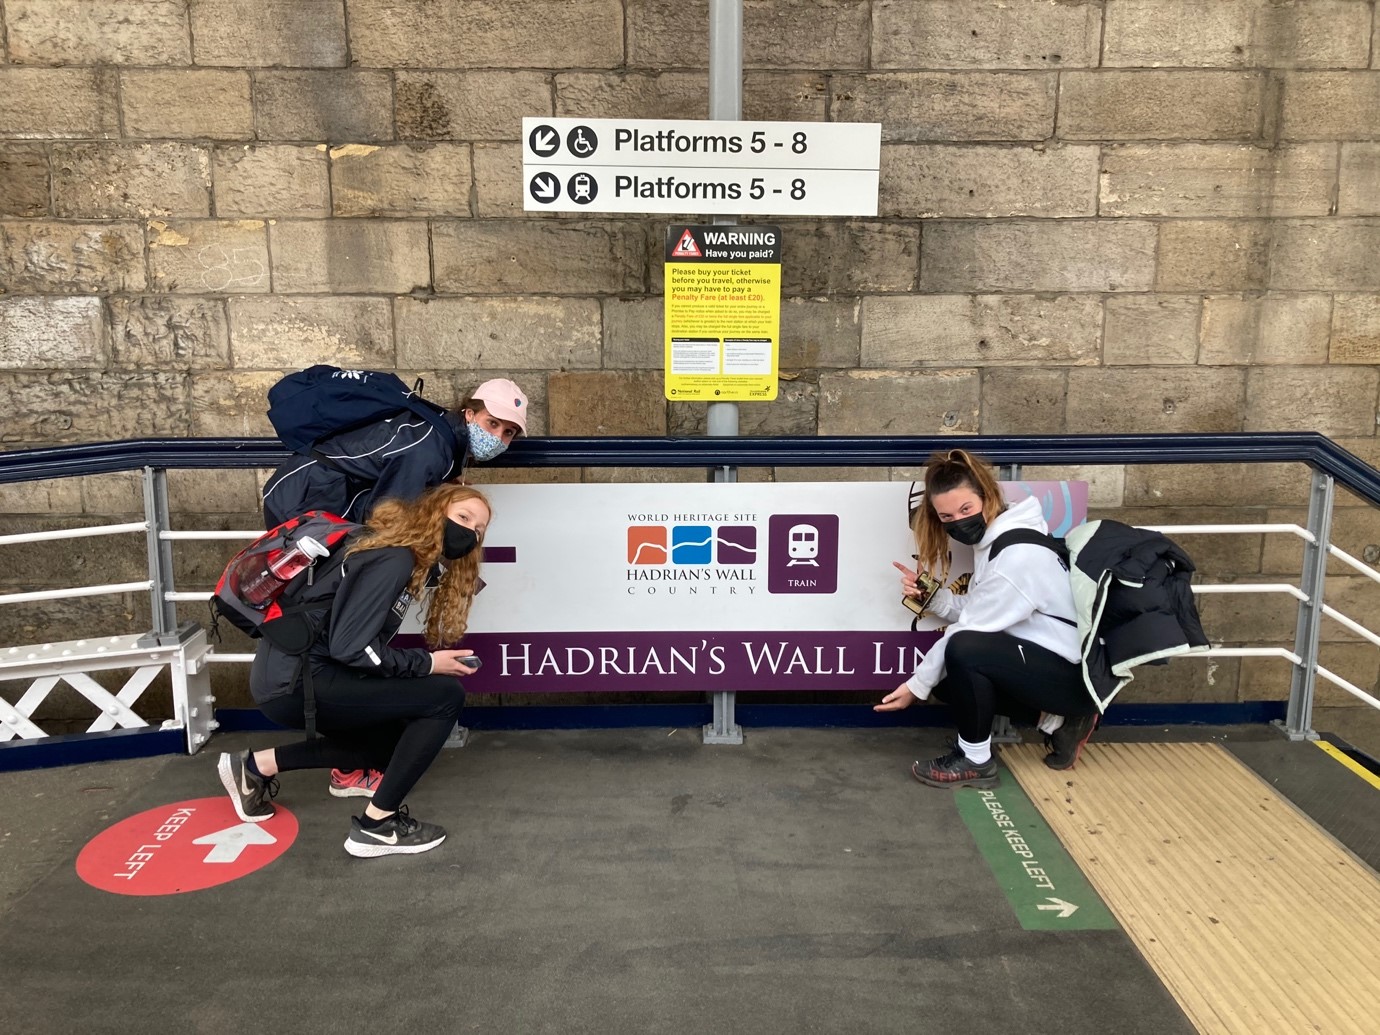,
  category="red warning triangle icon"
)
[671,229,702,258]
